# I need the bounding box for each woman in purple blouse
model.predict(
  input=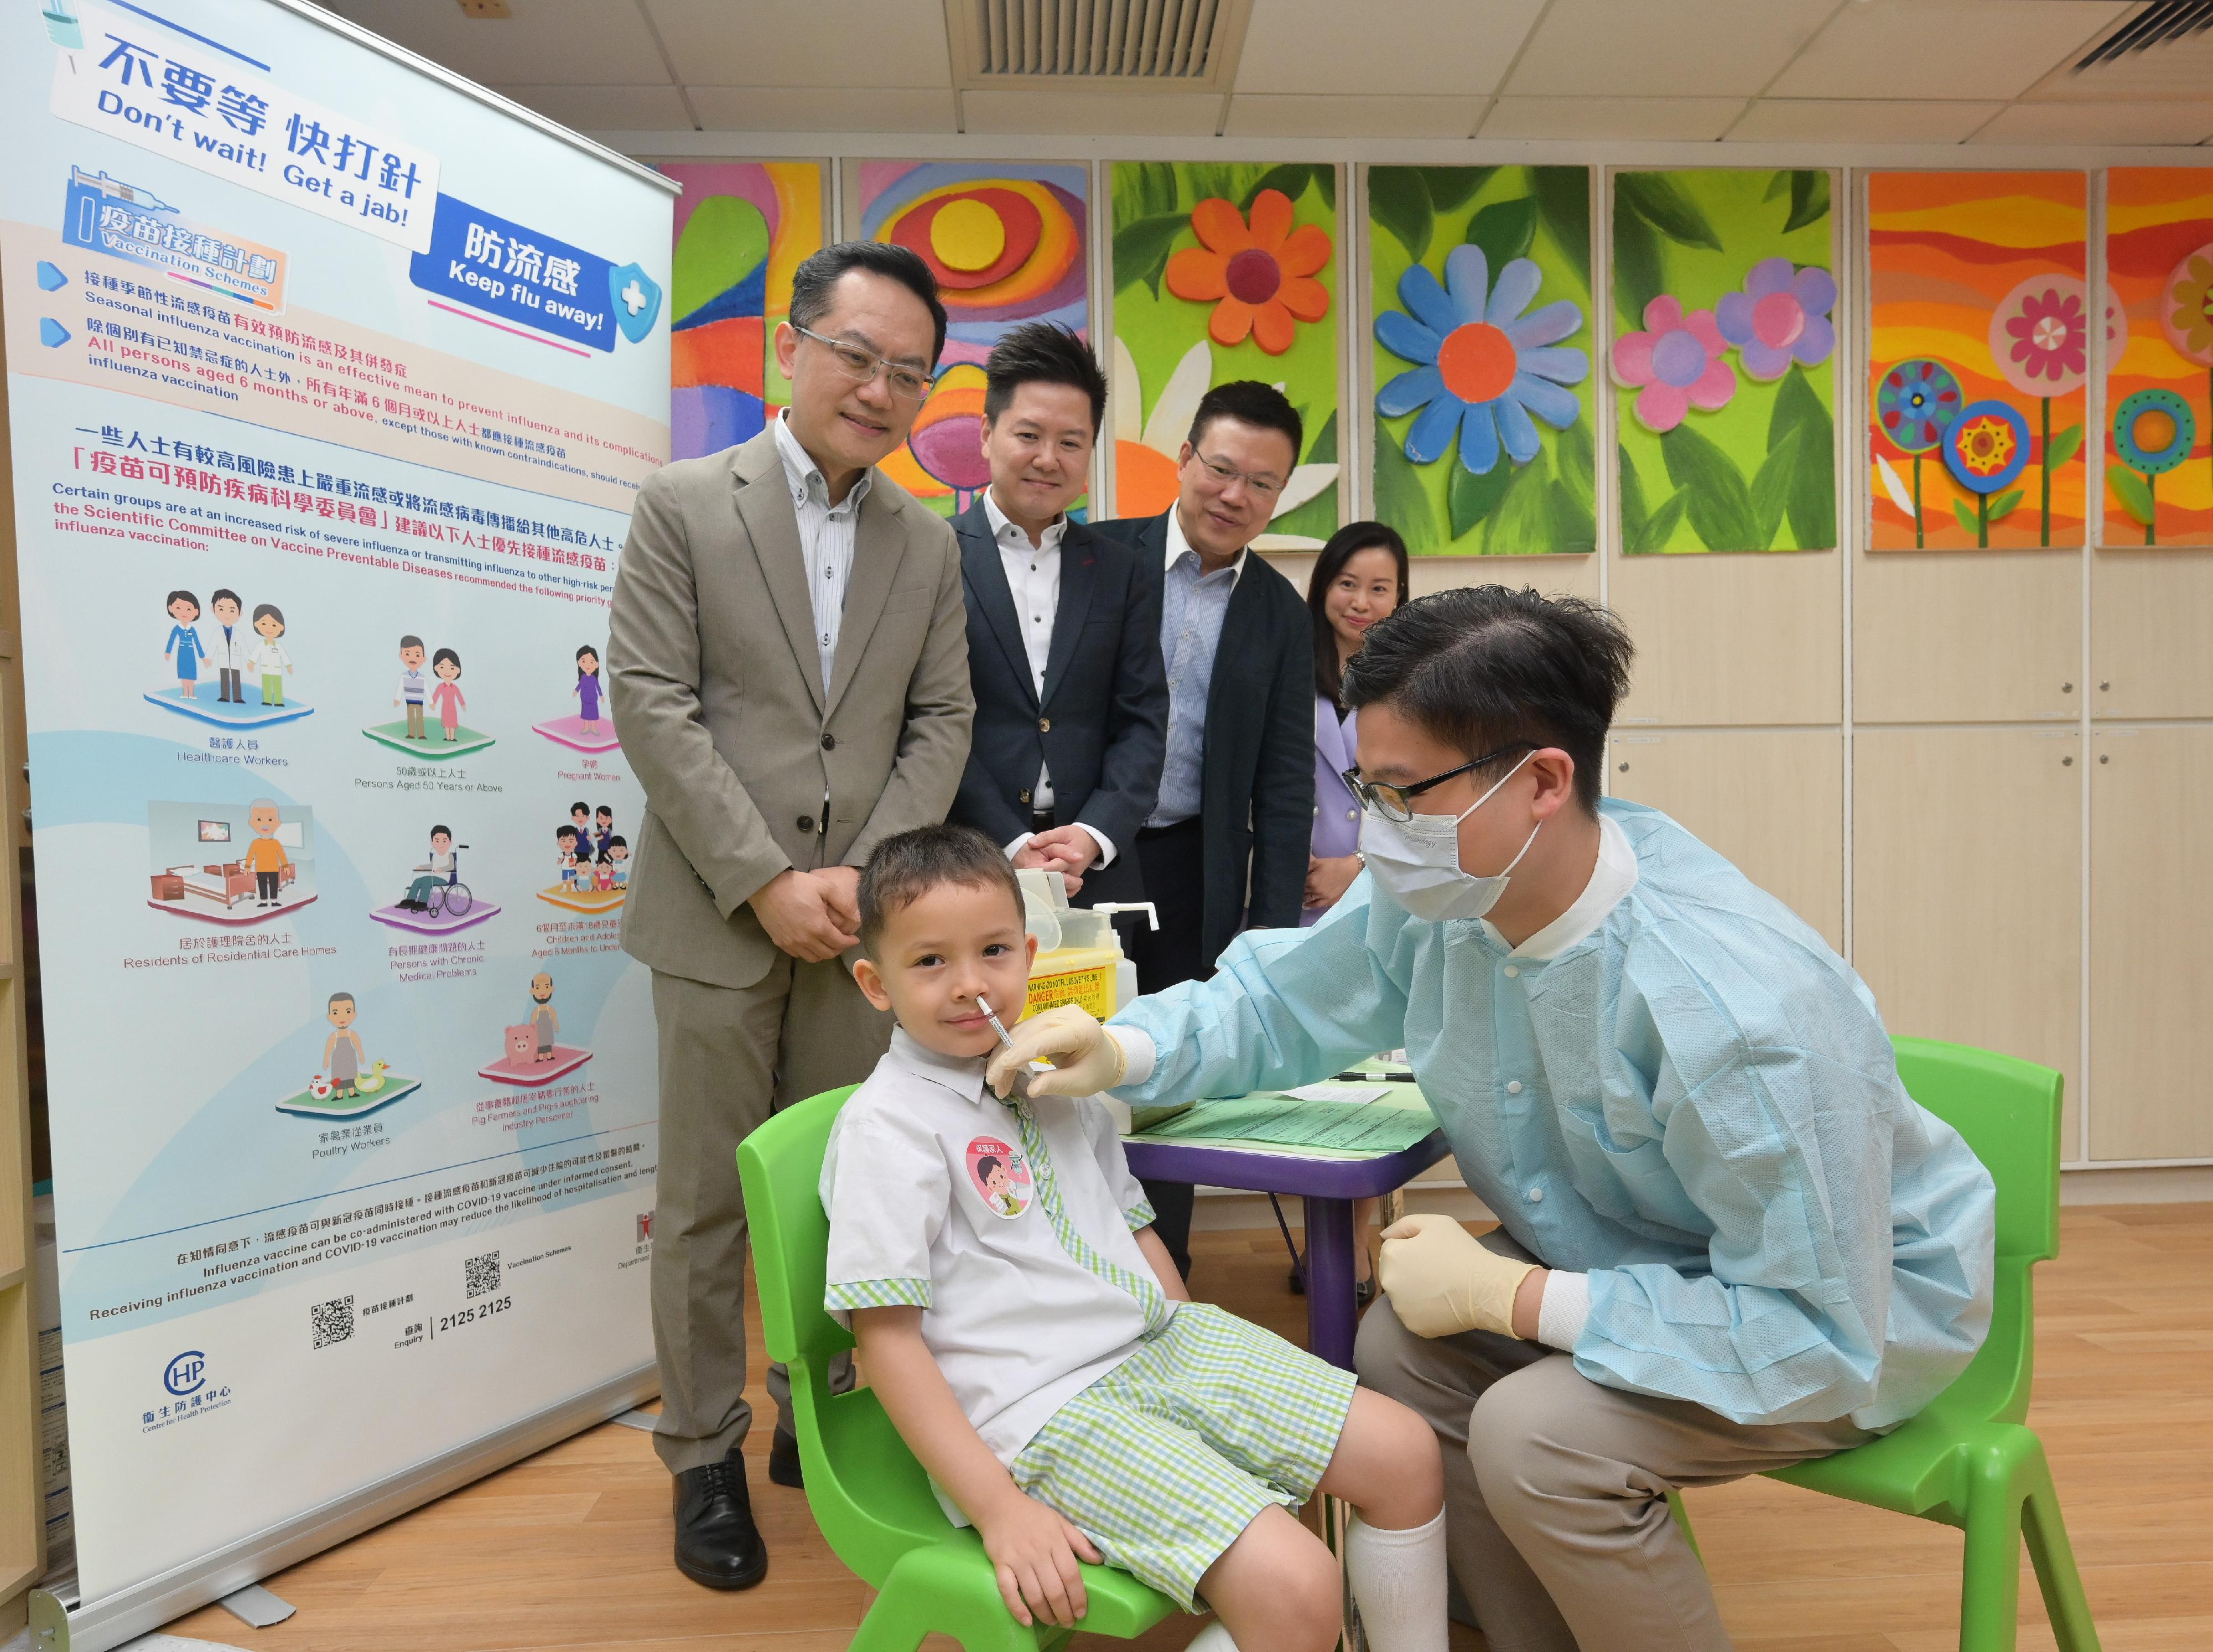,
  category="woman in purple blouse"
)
[1303,522,1409,922]
[1298,522,1407,1300]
